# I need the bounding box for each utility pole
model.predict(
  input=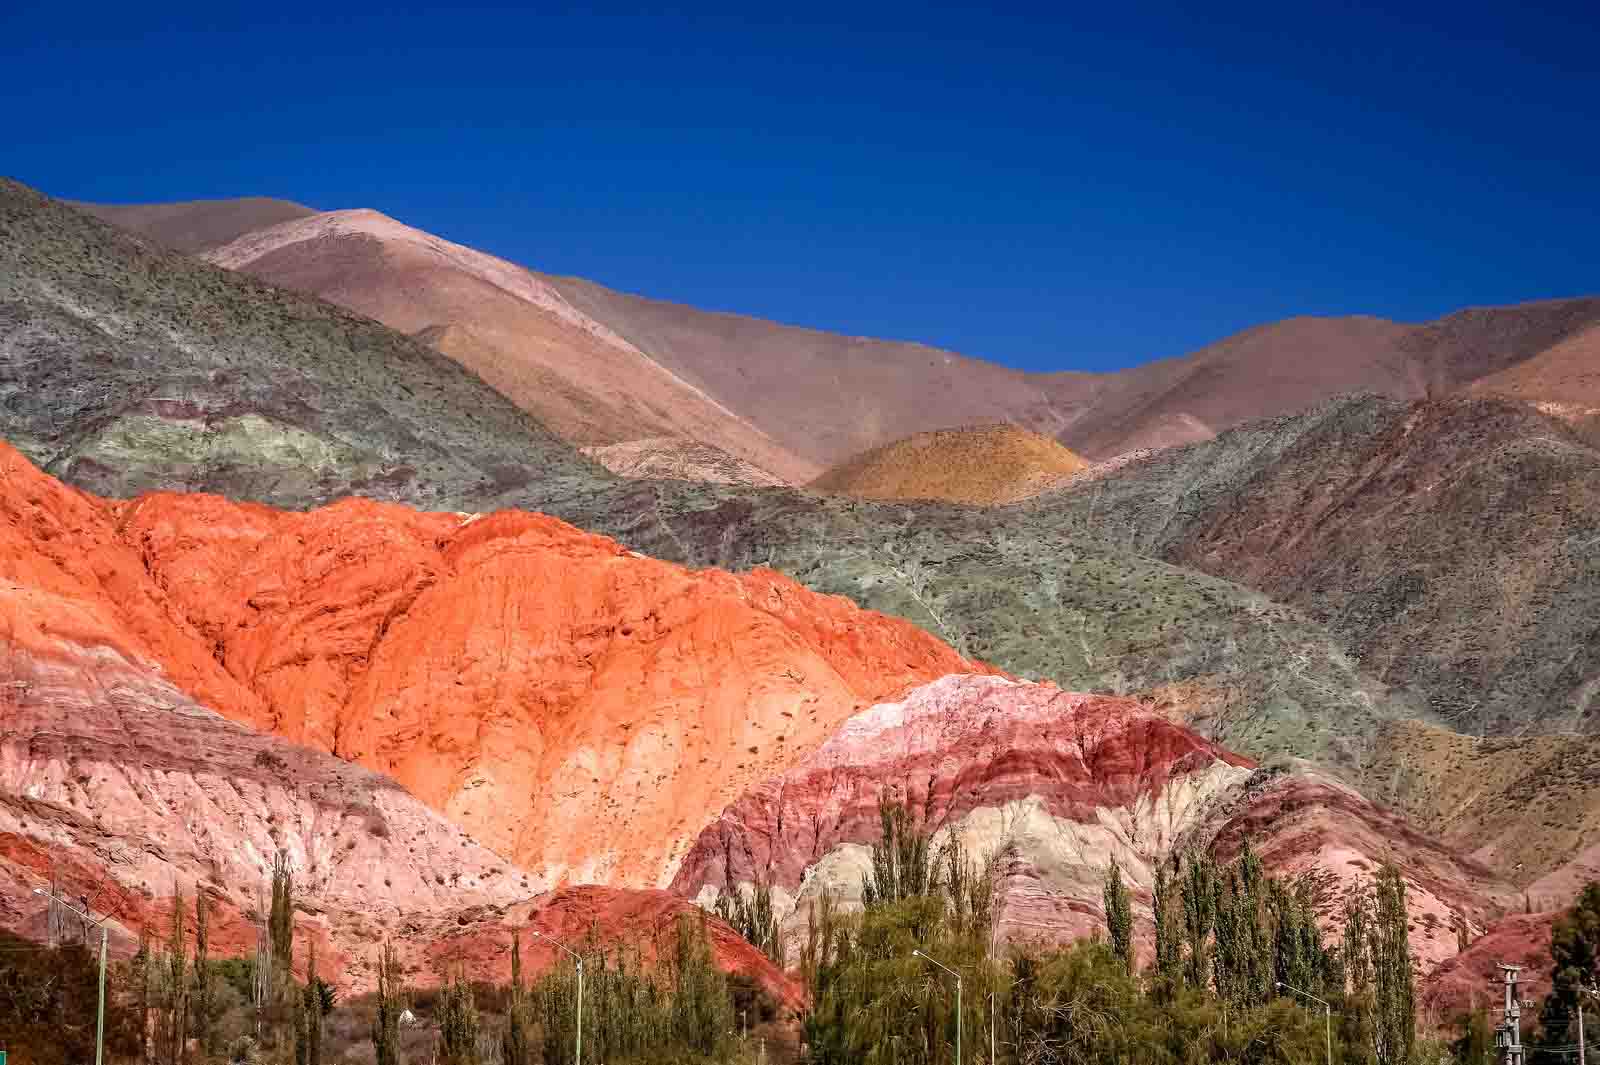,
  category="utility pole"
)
[914,950,961,1065]
[533,930,584,1065]
[1497,964,1524,1065]
[36,888,108,1065]
[1581,987,1600,1065]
